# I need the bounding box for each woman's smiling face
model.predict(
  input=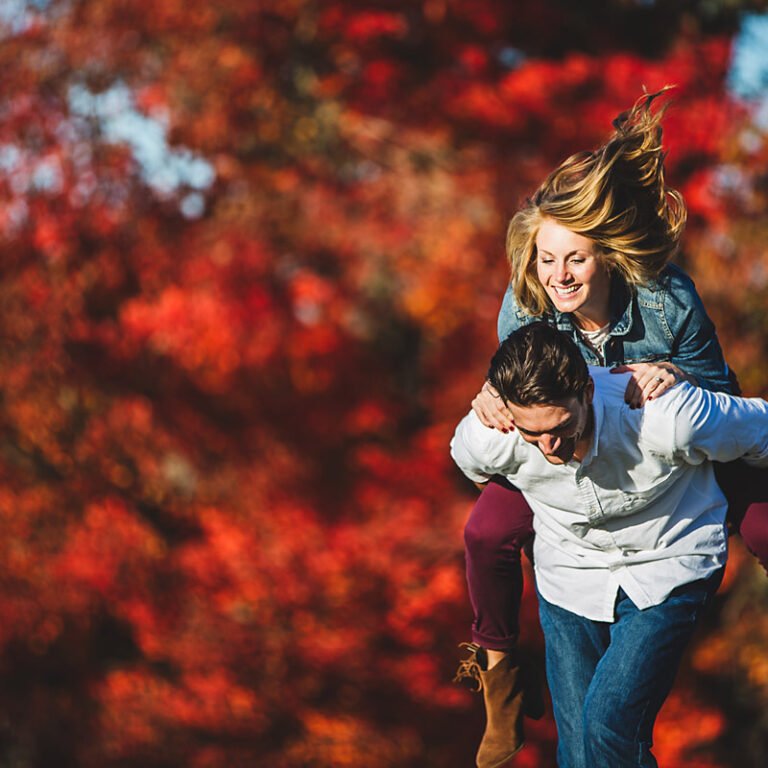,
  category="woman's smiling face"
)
[535,218,612,329]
